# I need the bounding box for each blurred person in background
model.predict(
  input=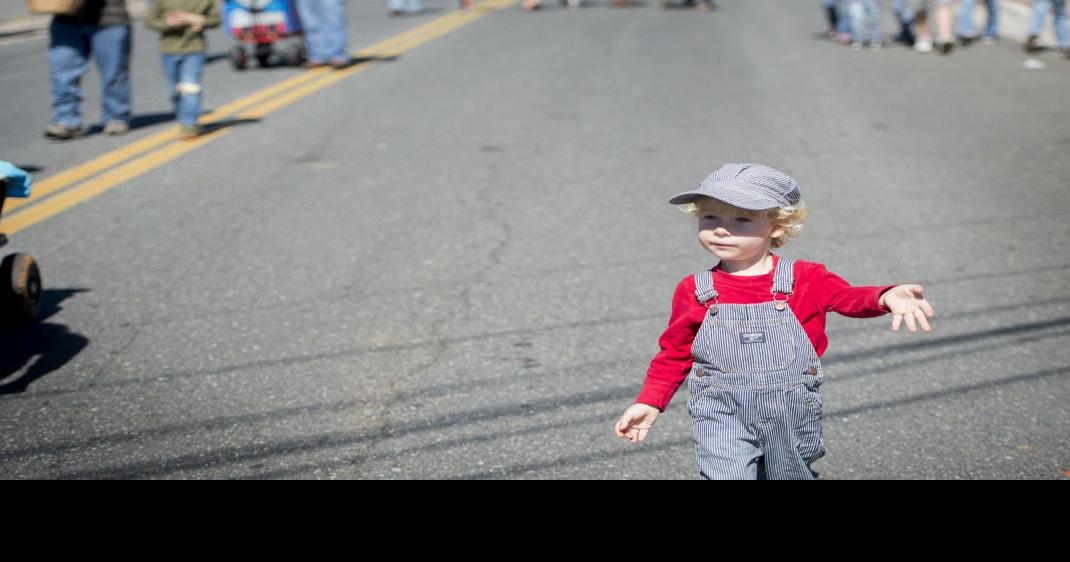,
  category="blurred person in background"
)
[297,0,351,69]
[821,0,842,38]
[1026,0,1069,56]
[956,0,999,45]
[46,0,133,140]
[914,0,955,54]
[892,0,918,46]
[846,0,884,51]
